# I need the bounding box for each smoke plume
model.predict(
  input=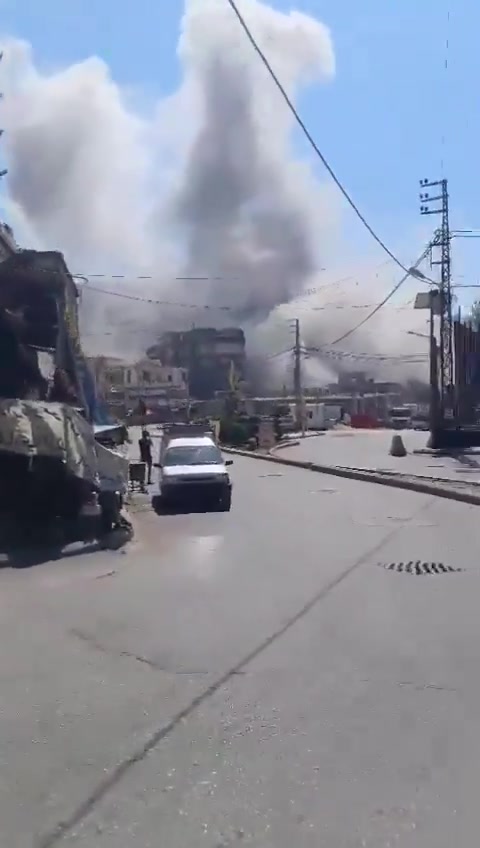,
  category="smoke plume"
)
[0,0,428,381]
